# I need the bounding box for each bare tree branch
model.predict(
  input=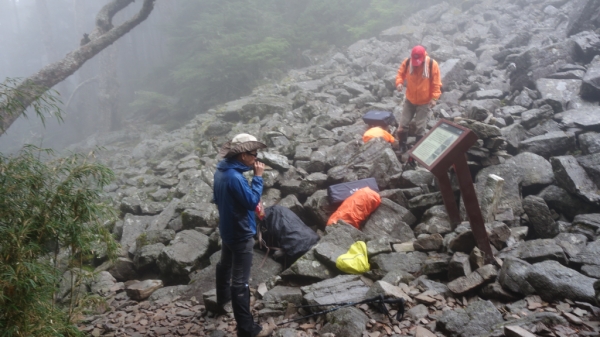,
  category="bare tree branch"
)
[0,0,156,135]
